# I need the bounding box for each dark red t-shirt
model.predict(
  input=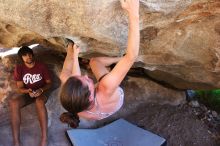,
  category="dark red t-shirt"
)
[14,62,51,90]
